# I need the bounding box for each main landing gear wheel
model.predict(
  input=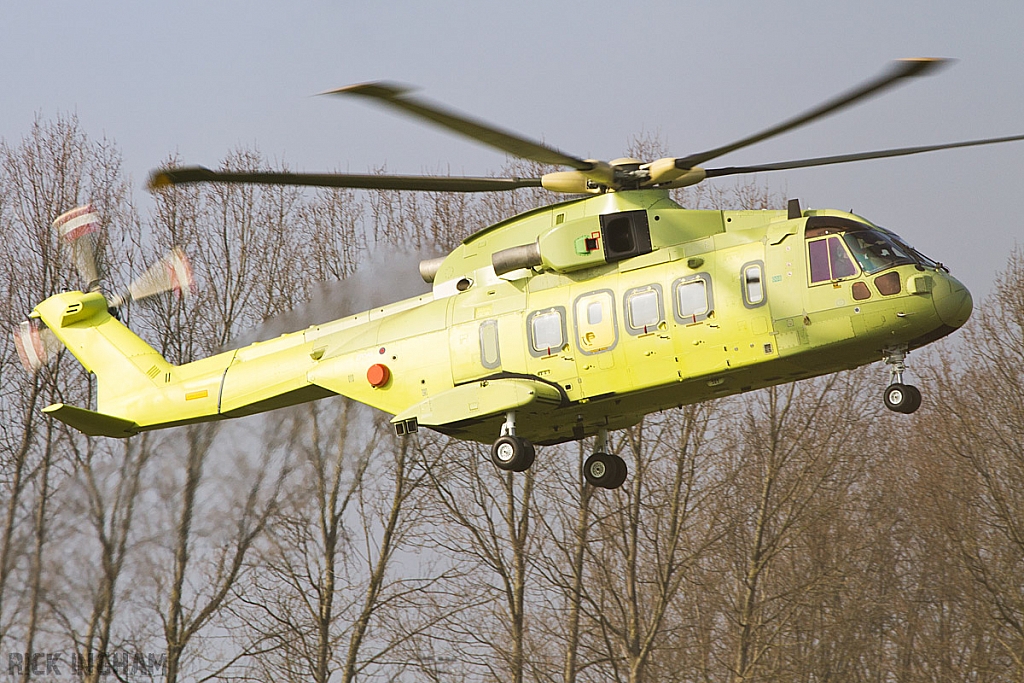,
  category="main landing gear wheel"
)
[583,452,628,489]
[884,383,922,414]
[491,435,536,472]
